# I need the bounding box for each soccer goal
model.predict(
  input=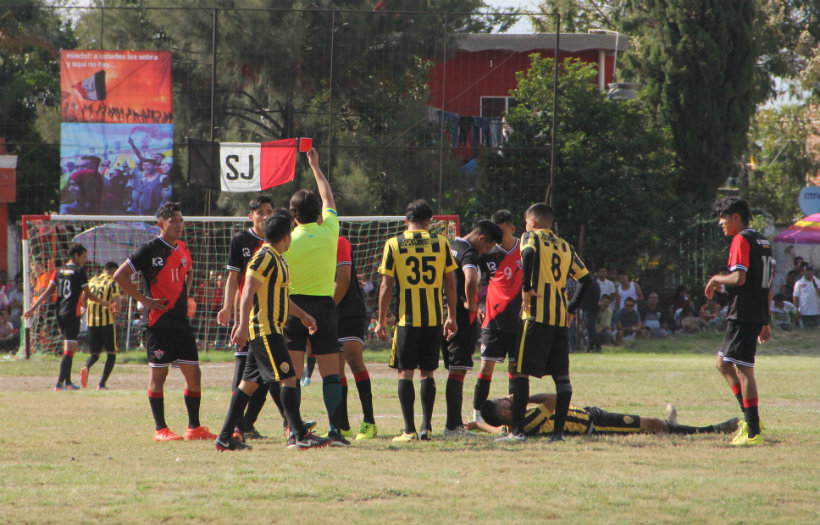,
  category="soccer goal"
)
[20,214,459,355]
